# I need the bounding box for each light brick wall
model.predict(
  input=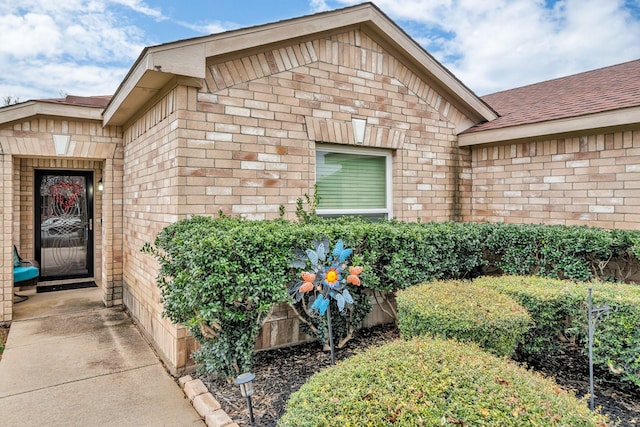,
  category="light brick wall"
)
[121,87,191,374]
[122,29,472,373]
[1,153,13,321]
[0,117,122,321]
[256,294,396,350]
[200,30,466,222]
[467,131,640,229]
[101,154,125,307]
